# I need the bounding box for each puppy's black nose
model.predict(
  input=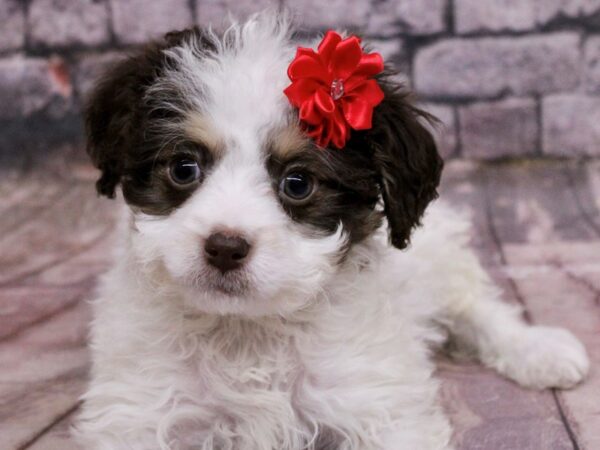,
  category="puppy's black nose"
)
[204,232,251,273]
